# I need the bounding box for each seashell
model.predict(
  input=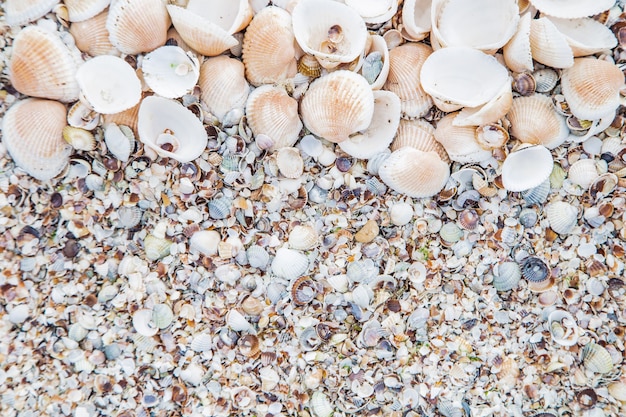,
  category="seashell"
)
[68,323,88,342]
[180,363,204,386]
[433,113,493,163]
[137,96,208,163]
[9,26,82,102]
[242,6,297,87]
[298,54,322,79]
[186,0,252,34]
[582,342,613,374]
[70,9,119,56]
[238,334,260,358]
[507,94,569,149]
[379,147,450,198]
[548,310,579,346]
[300,70,374,144]
[116,206,142,229]
[299,326,323,351]
[529,18,574,69]
[103,123,133,162]
[291,276,318,305]
[152,304,173,329]
[189,230,221,256]
[288,225,318,250]
[207,196,232,220]
[144,234,172,260]
[589,173,618,200]
[345,0,397,24]
[528,0,615,19]
[545,16,617,57]
[501,145,553,192]
[560,58,624,121]
[226,309,256,334]
[141,46,200,99]
[133,308,158,337]
[240,295,265,316]
[519,207,539,227]
[271,247,309,280]
[421,46,510,109]
[475,123,509,150]
[62,126,96,152]
[2,99,72,181]
[67,101,100,131]
[439,222,463,244]
[346,259,378,285]
[383,42,433,118]
[291,0,367,69]
[493,261,521,291]
[607,381,626,402]
[4,0,60,26]
[247,245,270,270]
[199,56,249,124]
[520,256,550,283]
[503,12,533,73]
[359,35,390,90]
[356,319,387,348]
[546,201,578,234]
[389,202,414,226]
[76,55,141,114]
[391,119,449,163]
[458,209,480,230]
[64,0,109,22]
[400,0,432,41]
[275,147,303,179]
[512,72,536,97]
[107,0,170,55]
[537,290,558,307]
[190,333,212,353]
[432,0,519,52]
[351,284,374,309]
[453,79,513,127]
[568,159,599,188]
[246,85,302,150]
[310,391,333,417]
[436,399,464,417]
[533,68,560,93]
[338,90,401,159]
